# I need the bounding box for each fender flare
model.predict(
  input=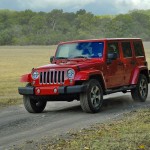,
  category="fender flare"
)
[130,66,149,84]
[20,73,31,83]
[74,70,107,89]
